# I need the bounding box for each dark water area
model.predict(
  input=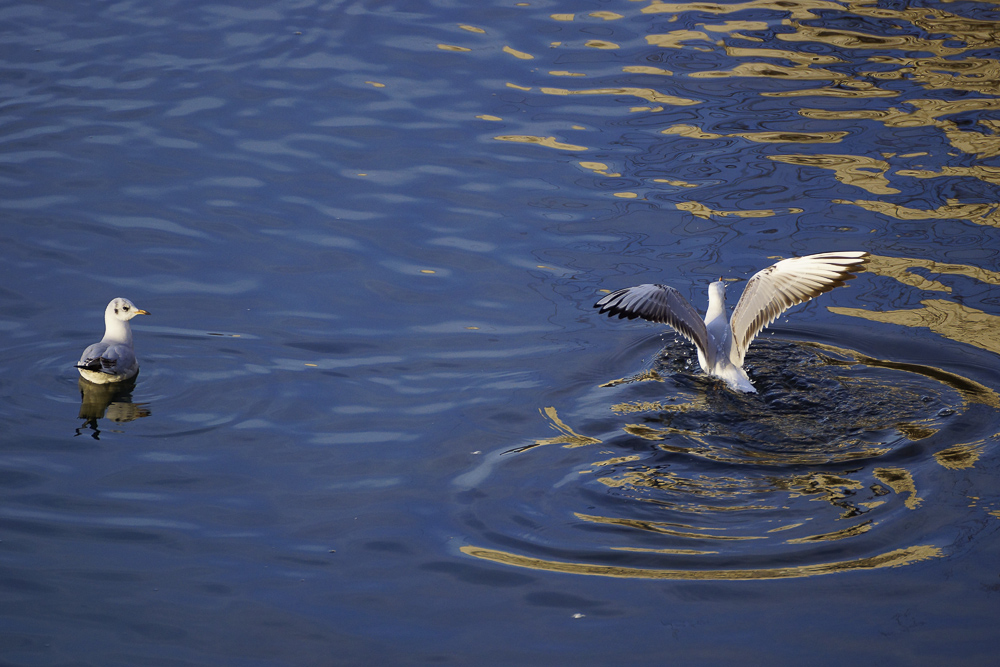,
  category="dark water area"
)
[2,0,1000,664]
